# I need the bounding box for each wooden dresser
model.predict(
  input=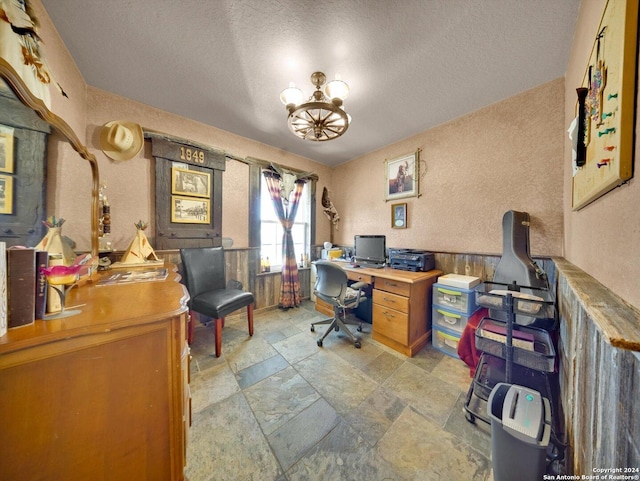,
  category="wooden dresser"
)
[0,265,190,481]
[314,262,441,356]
